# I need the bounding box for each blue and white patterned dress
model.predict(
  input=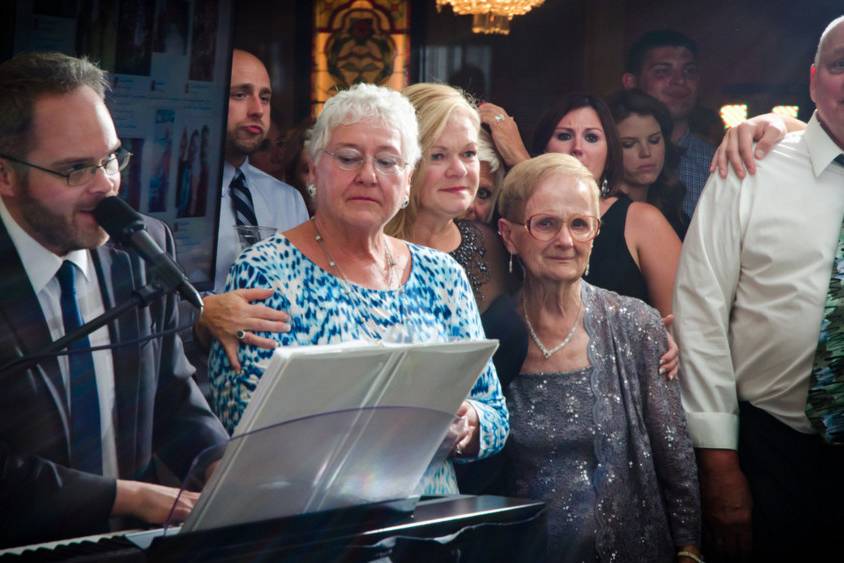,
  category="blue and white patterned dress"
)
[209,234,509,495]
